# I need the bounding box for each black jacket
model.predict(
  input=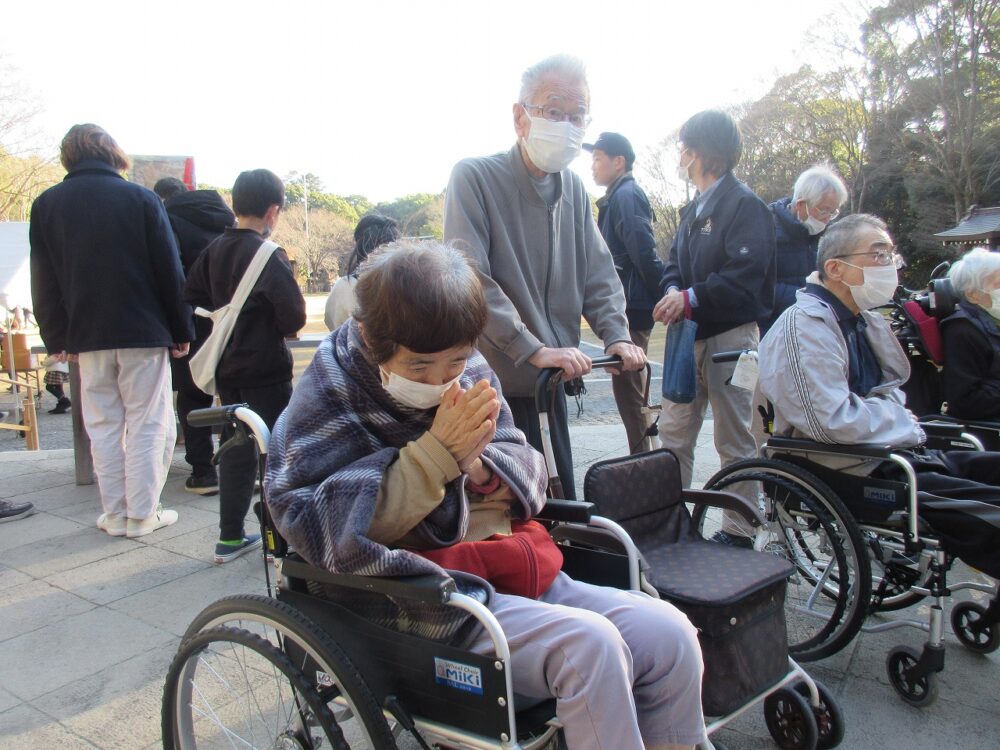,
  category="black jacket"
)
[183,228,306,388]
[164,190,236,350]
[941,301,1000,419]
[596,174,664,330]
[760,196,819,333]
[29,160,193,354]
[165,190,235,274]
[661,172,776,340]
